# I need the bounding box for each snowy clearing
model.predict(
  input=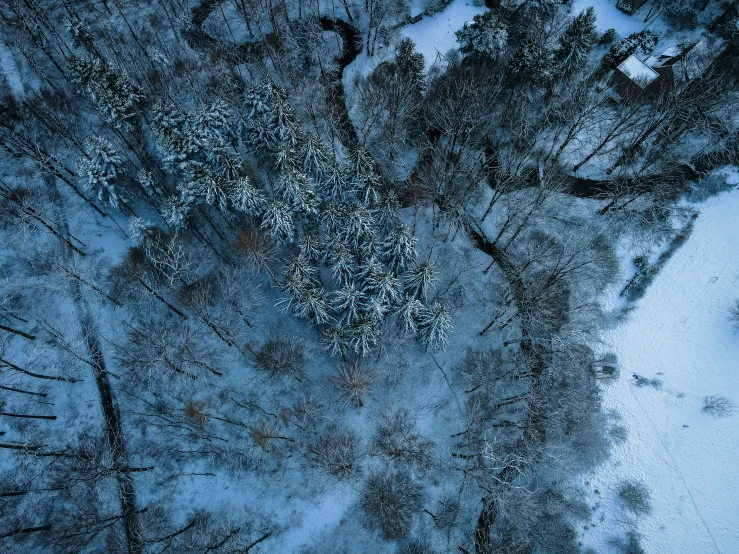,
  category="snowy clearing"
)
[402,0,487,68]
[582,183,739,553]
[570,0,647,35]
